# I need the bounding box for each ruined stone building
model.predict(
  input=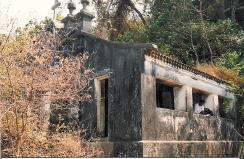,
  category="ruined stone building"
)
[52,0,244,157]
